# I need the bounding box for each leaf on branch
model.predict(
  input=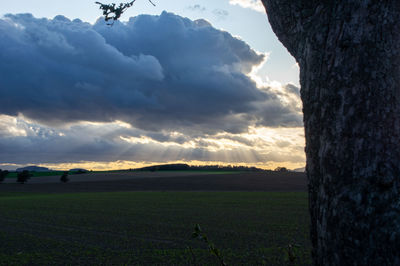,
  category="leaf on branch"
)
[95,0,156,25]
